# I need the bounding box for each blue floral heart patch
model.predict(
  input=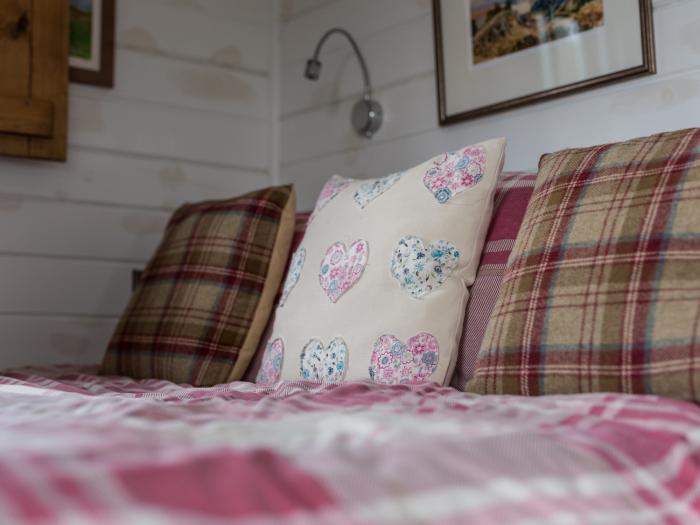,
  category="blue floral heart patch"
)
[353,172,403,209]
[300,337,348,382]
[390,236,460,299]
